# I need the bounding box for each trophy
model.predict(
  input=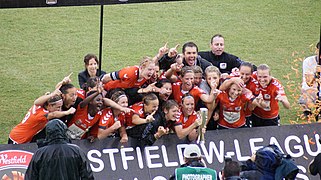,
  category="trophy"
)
[197,108,208,144]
